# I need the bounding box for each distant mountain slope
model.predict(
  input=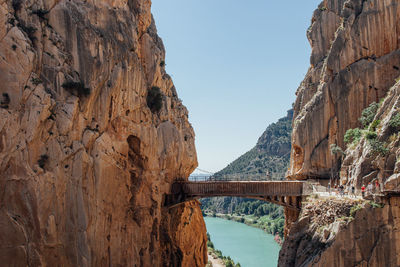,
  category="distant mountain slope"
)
[216,109,293,179]
[201,110,293,238]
